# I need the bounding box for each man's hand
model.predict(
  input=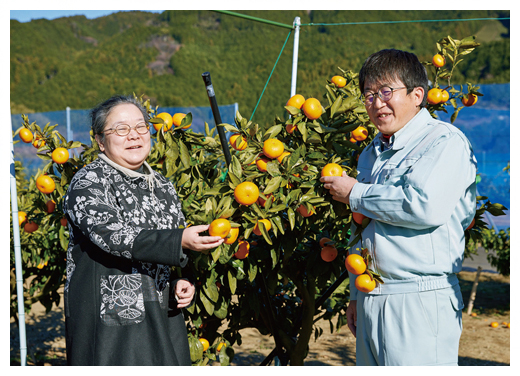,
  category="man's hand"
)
[346,300,357,337]
[320,171,358,205]
[175,279,195,308]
